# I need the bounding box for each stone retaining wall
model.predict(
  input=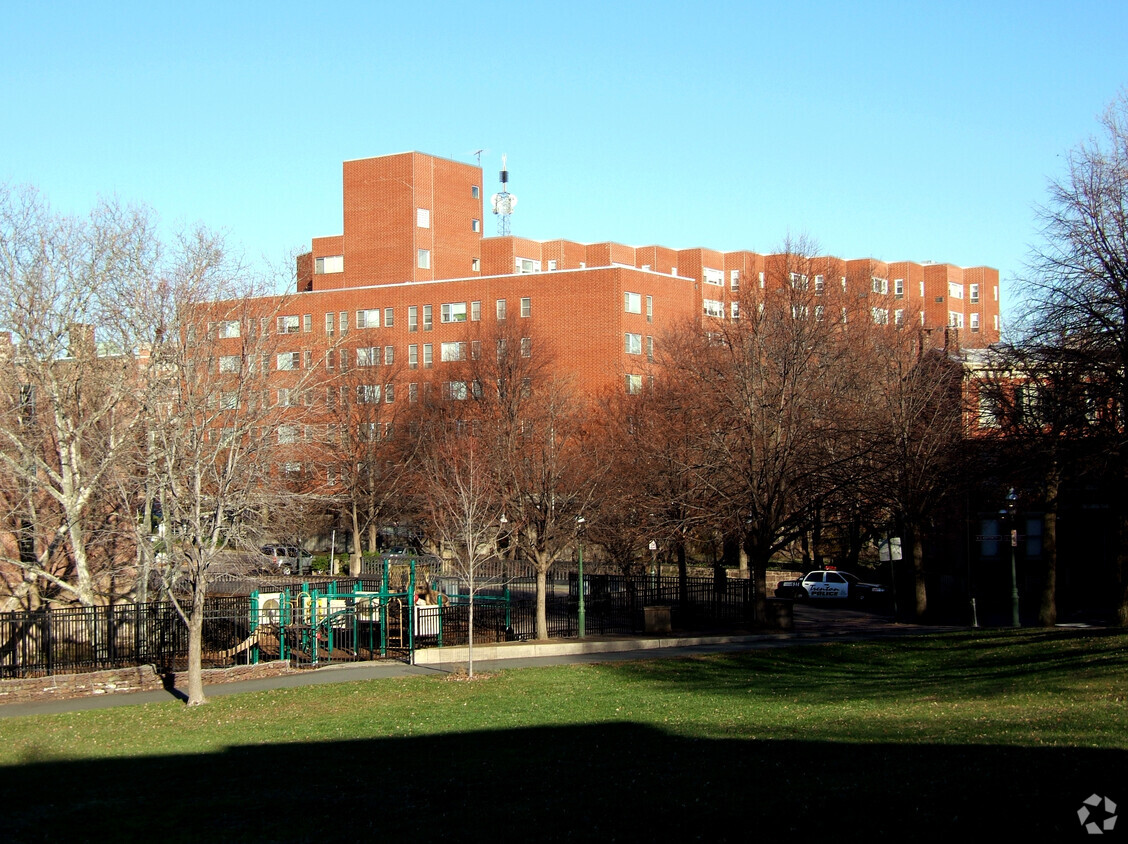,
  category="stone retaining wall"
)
[0,661,298,706]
